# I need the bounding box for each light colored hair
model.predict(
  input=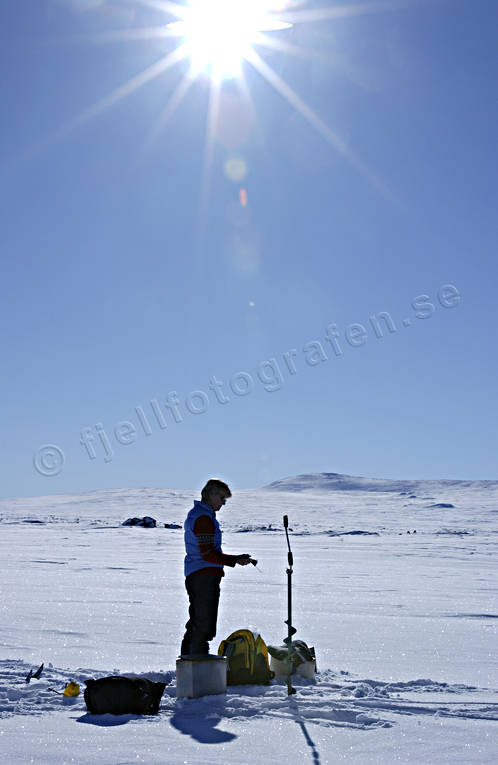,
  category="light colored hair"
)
[201,478,232,503]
